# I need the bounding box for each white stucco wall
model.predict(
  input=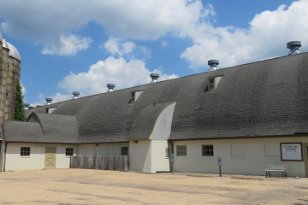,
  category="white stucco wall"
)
[129,140,170,173]
[129,140,151,172]
[5,143,76,171]
[173,137,308,177]
[150,140,170,172]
